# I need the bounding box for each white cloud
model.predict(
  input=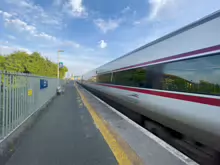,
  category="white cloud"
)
[126,0,220,55]
[0,11,13,18]
[0,45,32,55]
[147,0,220,22]
[54,40,81,49]
[99,40,107,49]
[3,15,57,41]
[149,0,171,20]
[39,40,80,49]
[3,12,13,18]
[5,0,62,26]
[7,0,40,11]
[5,18,36,34]
[121,6,130,13]
[133,21,141,25]
[38,12,60,25]
[62,41,80,48]
[8,0,42,11]
[0,40,9,44]
[64,0,87,18]
[131,0,220,26]
[34,32,57,41]
[94,19,121,33]
[7,35,16,40]
[148,0,184,21]
[19,0,34,8]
